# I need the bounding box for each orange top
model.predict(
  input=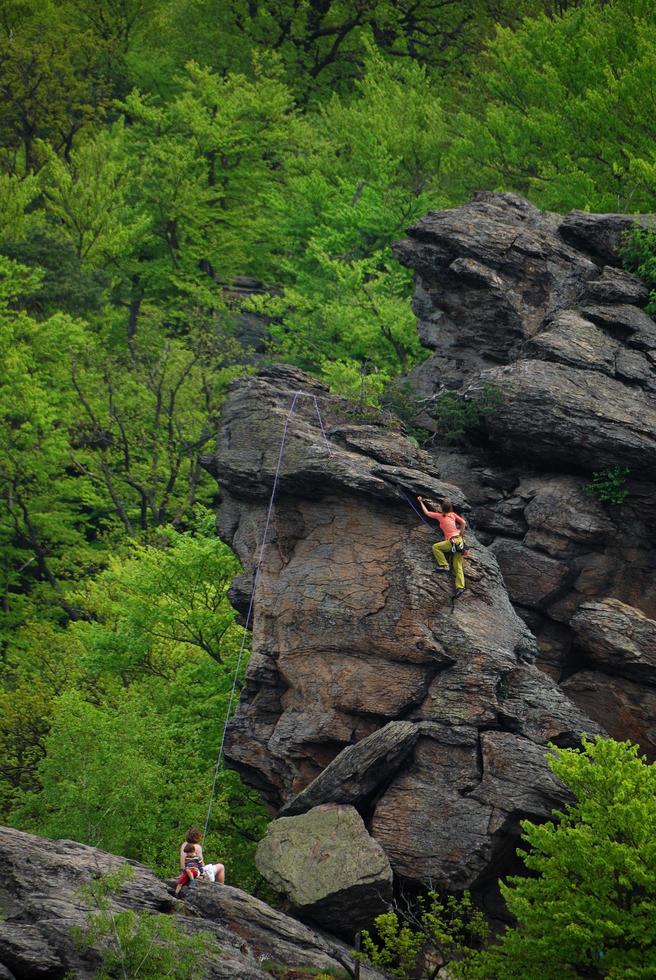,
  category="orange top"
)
[426,510,466,540]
